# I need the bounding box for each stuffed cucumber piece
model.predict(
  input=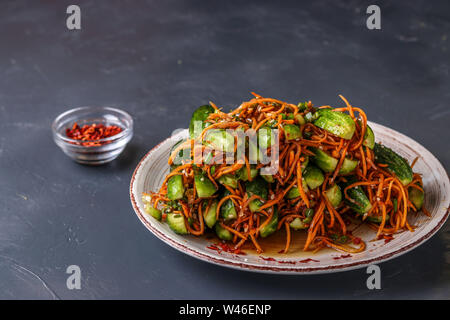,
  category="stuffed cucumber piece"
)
[245,176,268,212]
[203,200,218,228]
[356,120,375,150]
[169,139,190,169]
[220,190,237,220]
[408,184,424,210]
[363,125,375,149]
[302,208,314,224]
[324,184,342,208]
[280,112,294,120]
[301,155,309,172]
[311,148,357,174]
[144,204,162,221]
[303,165,325,189]
[314,109,356,140]
[260,174,274,183]
[218,174,238,189]
[339,176,372,214]
[283,124,302,141]
[311,148,338,172]
[289,218,307,230]
[290,208,314,230]
[295,114,306,126]
[189,105,215,139]
[373,143,413,186]
[258,126,273,149]
[238,166,259,181]
[215,223,233,240]
[285,178,309,199]
[194,172,217,198]
[204,129,235,153]
[339,158,358,174]
[167,213,189,235]
[367,213,390,223]
[260,210,278,238]
[167,175,185,200]
[305,111,319,123]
